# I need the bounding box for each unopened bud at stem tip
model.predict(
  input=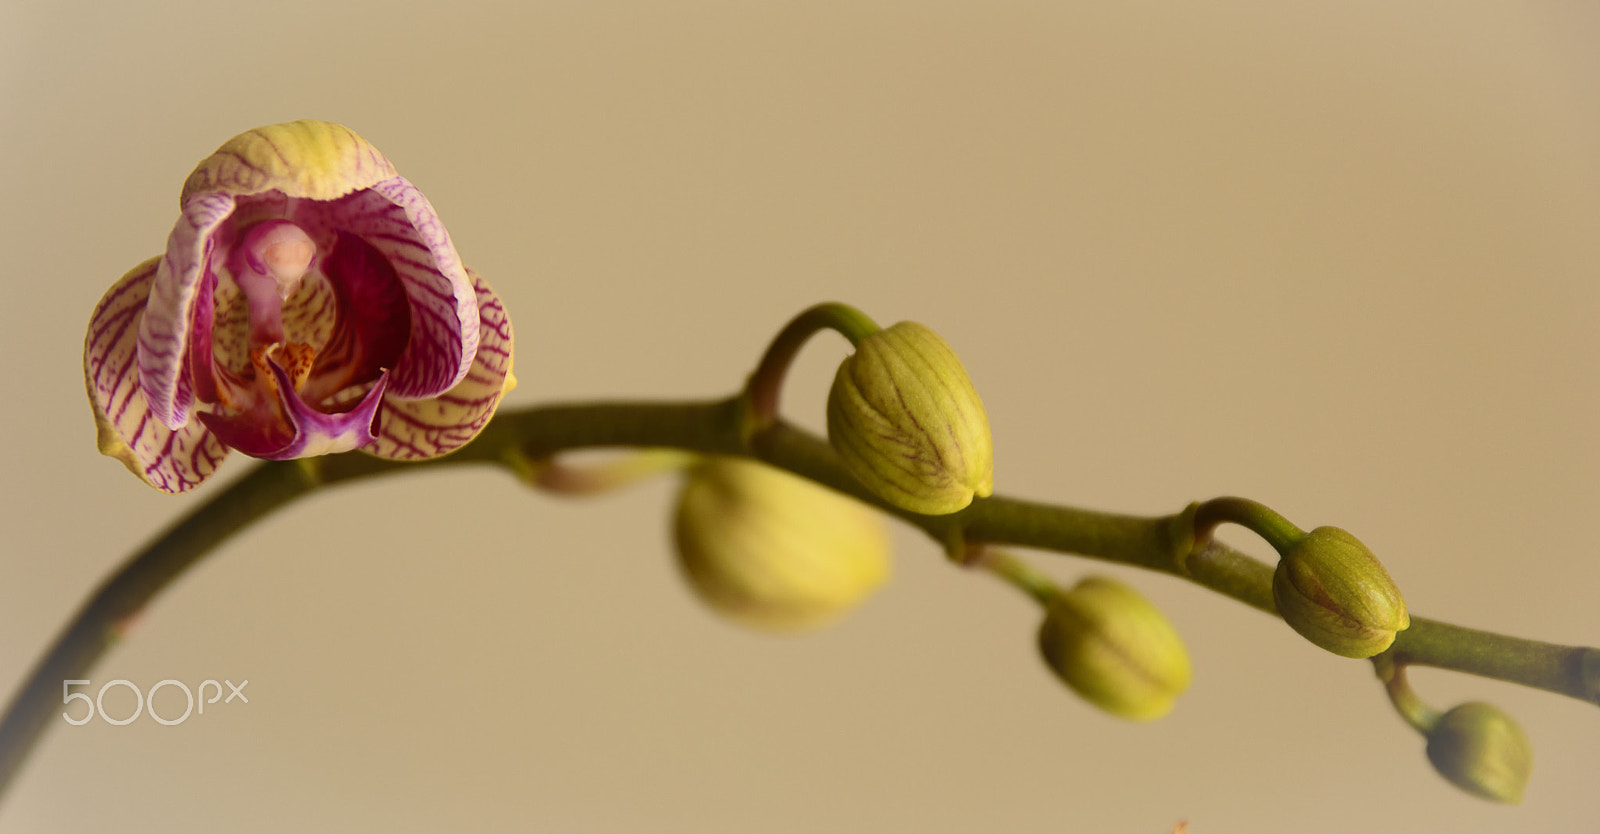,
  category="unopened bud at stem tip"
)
[1426,702,1533,804]
[1037,577,1192,721]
